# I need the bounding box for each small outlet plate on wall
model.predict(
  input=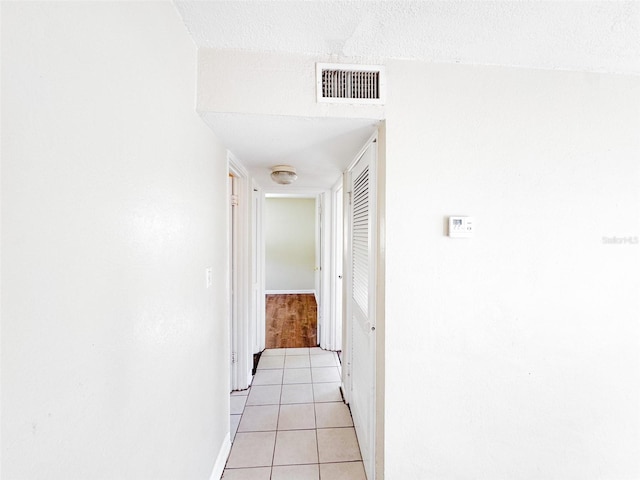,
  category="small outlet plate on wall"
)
[449,216,474,238]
